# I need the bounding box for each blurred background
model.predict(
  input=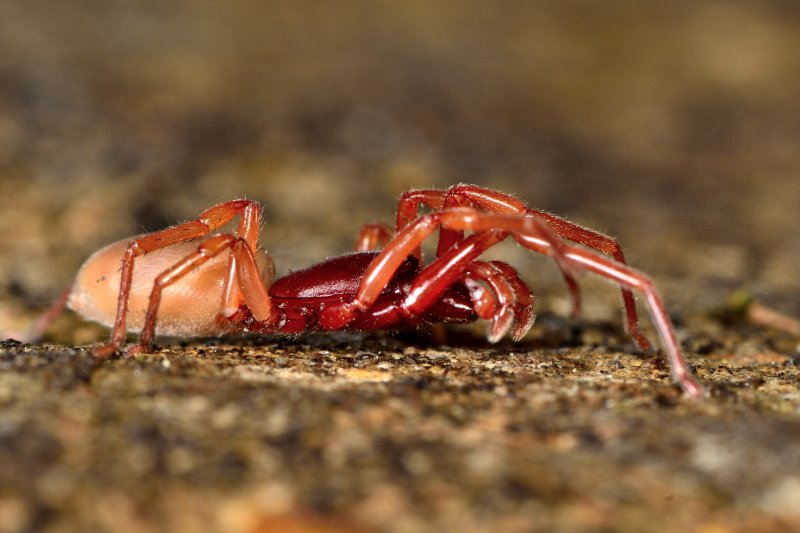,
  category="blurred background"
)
[1,0,799,331]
